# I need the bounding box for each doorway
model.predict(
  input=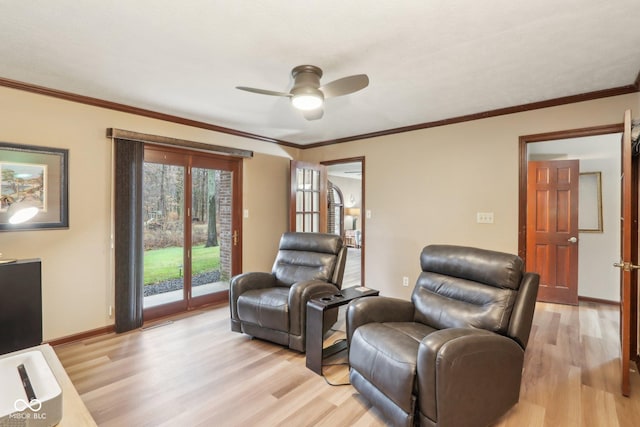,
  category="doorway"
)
[288,158,365,288]
[142,145,242,319]
[521,117,640,397]
[520,126,622,304]
[324,158,364,288]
